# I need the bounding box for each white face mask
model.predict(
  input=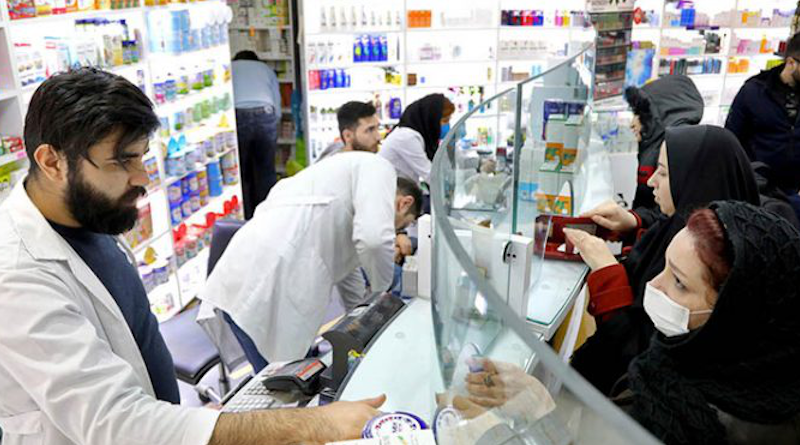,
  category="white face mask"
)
[643,282,712,337]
